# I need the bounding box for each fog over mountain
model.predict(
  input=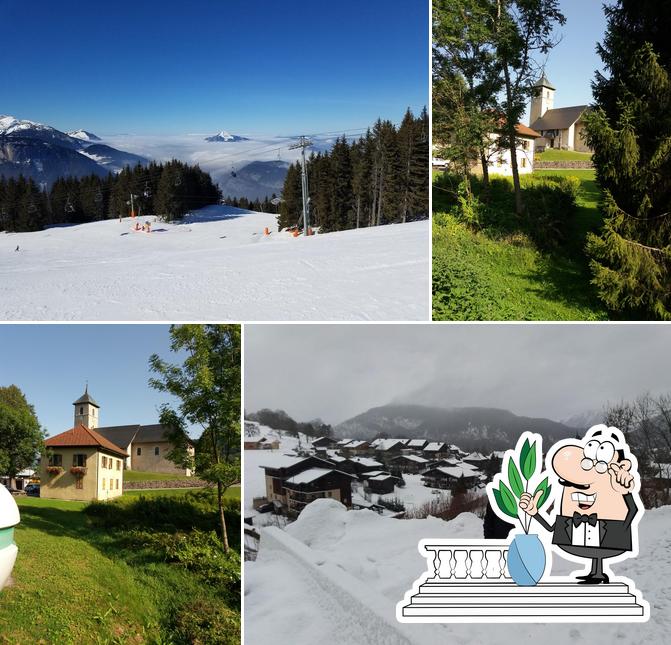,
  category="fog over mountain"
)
[244,324,671,426]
